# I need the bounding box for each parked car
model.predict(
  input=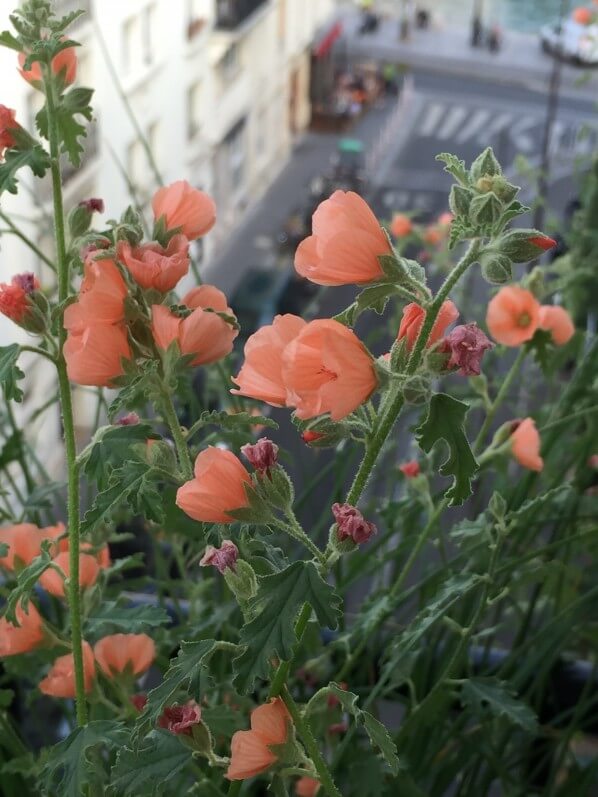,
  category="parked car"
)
[540,19,598,65]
